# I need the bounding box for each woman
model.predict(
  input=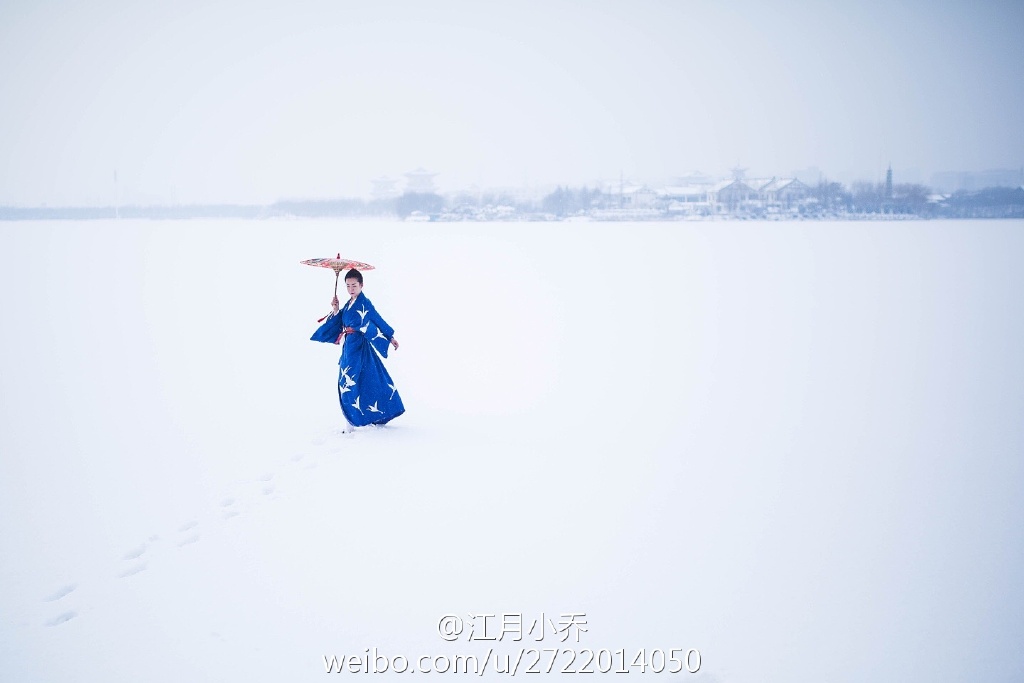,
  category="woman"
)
[310,269,405,429]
